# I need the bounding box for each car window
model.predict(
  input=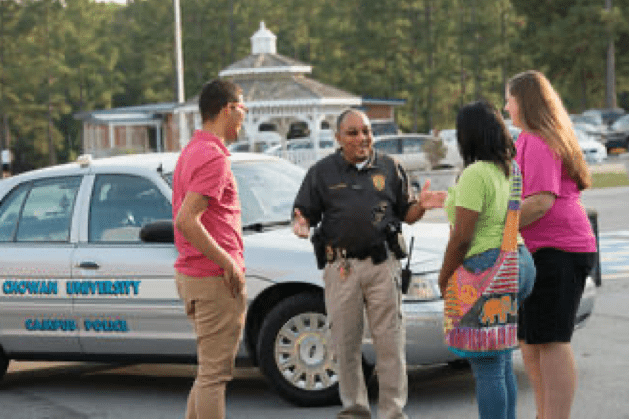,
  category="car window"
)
[89,174,171,243]
[402,137,426,153]
[574,129,590,143]
[0,183,29,241]
[14,176,81,242]
[612,116,629,130]
[373,139,399,154]
[290,141,311,150]
[580,113,604,126]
